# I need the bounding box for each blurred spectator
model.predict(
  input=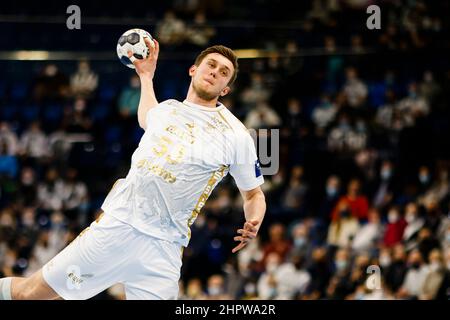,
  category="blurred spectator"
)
[397,249,429,299]
[326,248,352,299]
[186,11,216,47]
[312,93,338,130]
[351,207,383,253]
[257,252,281,299]
[19,121,51,161]
[327,113,367,153]
[240,73,270,112]
[37,168,65,212]
[0,140,19,178]
[282,98,312,136]
[416,227,441,263]
[370,160,398,210]
[61,168,89,226]
[290,222,313,258]
[396,82,429,127]
[244,102,281,129]
[419,249,449,300]
[32,64,70,103]
[0,122,19,155]
[261,223,291,266]
[317,175,341,223]
[15,167,38,207]
[64,98,93,133]
[280,166,308,219]
[184,278,207,300]
[155,10,186,46]
[305,246,332,299]
[331,178,369,221]
[274,253,311,299]
[237,235,263,276]
[383,206,407,247]
[70,59,99,100]
[327,201,360,248]
[206,274,231,299]
[342,67,368,109]
[118,75,141,119]
[403,202,425,251]
[384,244,408,293]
